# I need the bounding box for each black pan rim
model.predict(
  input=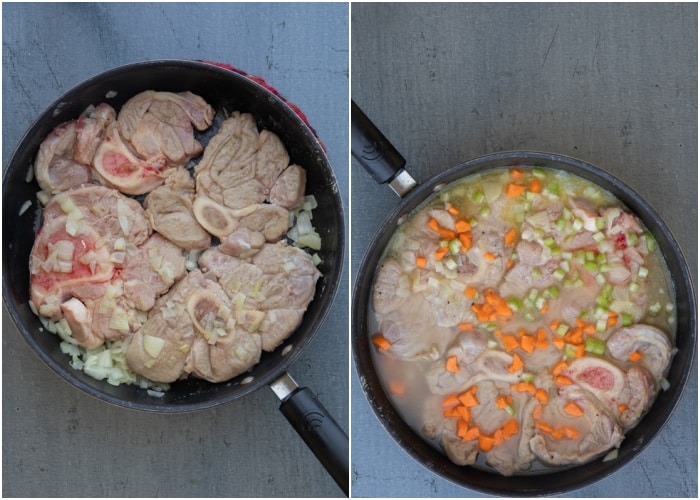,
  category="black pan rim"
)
[351,150,696,495]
